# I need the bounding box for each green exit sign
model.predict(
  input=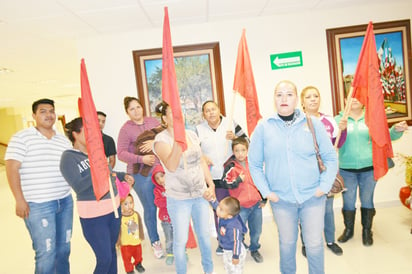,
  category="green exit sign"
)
[270,51,303,70]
